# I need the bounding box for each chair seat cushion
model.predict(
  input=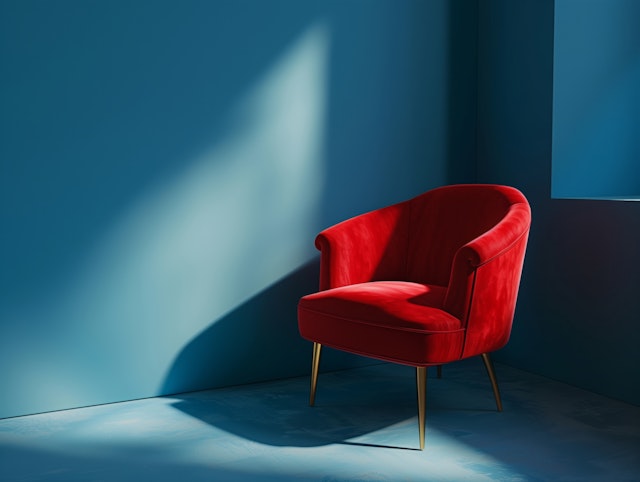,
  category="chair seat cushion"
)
[298,281,465,366]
